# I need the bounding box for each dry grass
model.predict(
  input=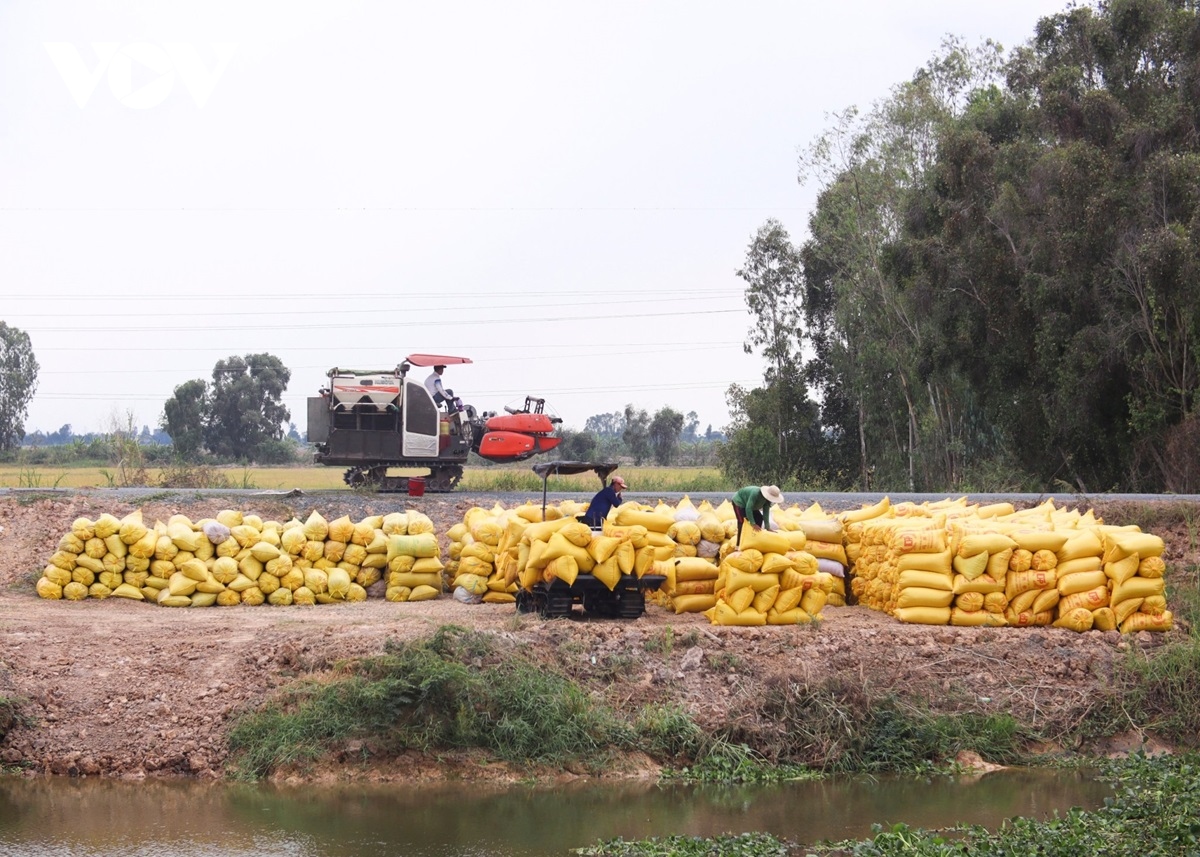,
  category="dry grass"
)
[0,464,725,493]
